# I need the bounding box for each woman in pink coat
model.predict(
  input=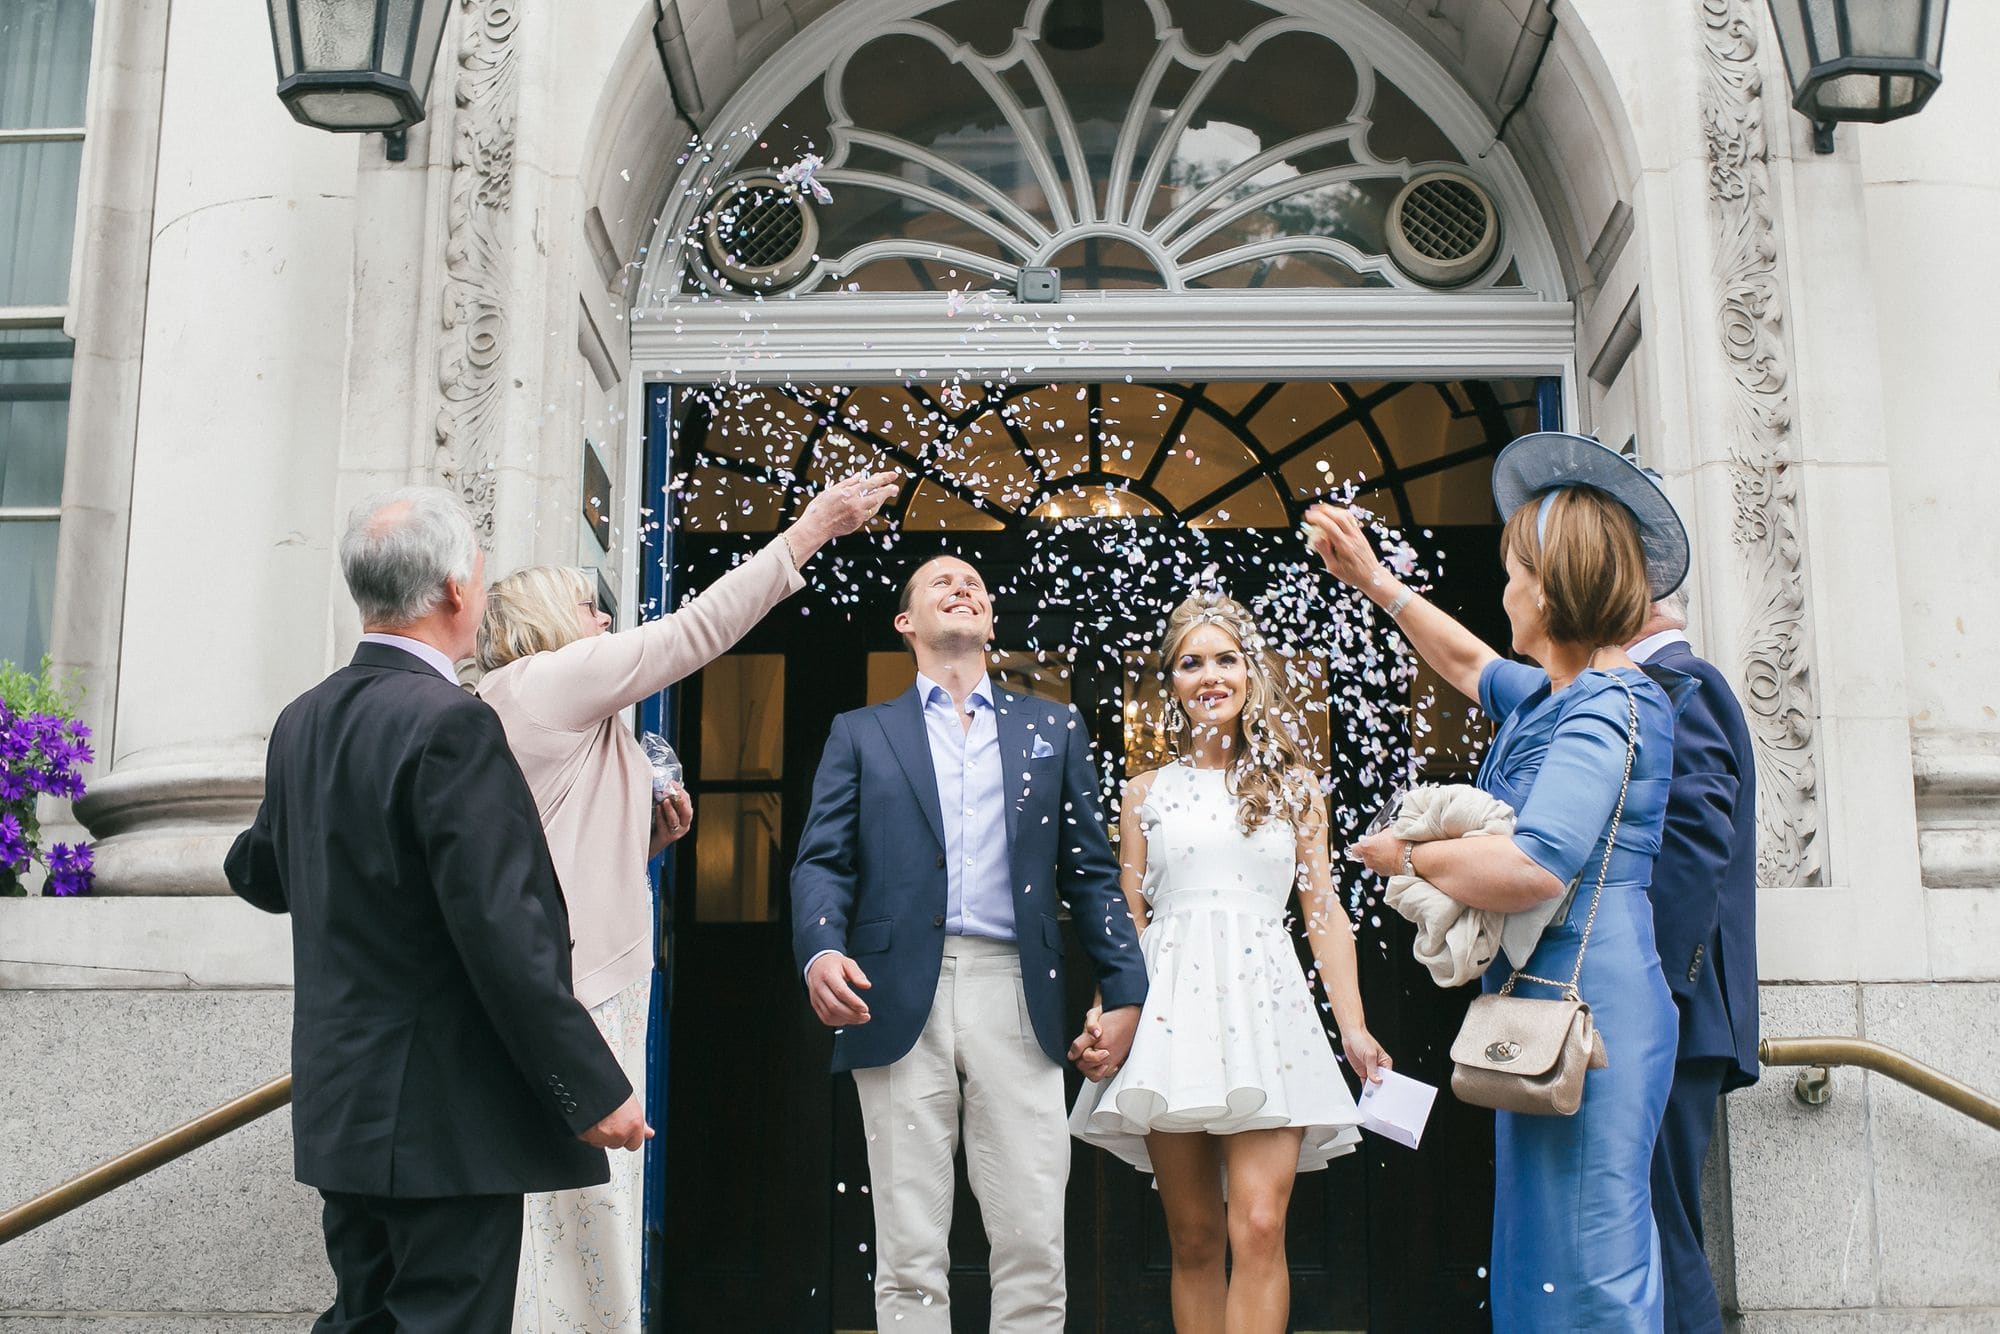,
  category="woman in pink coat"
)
[475,470,894,1331]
